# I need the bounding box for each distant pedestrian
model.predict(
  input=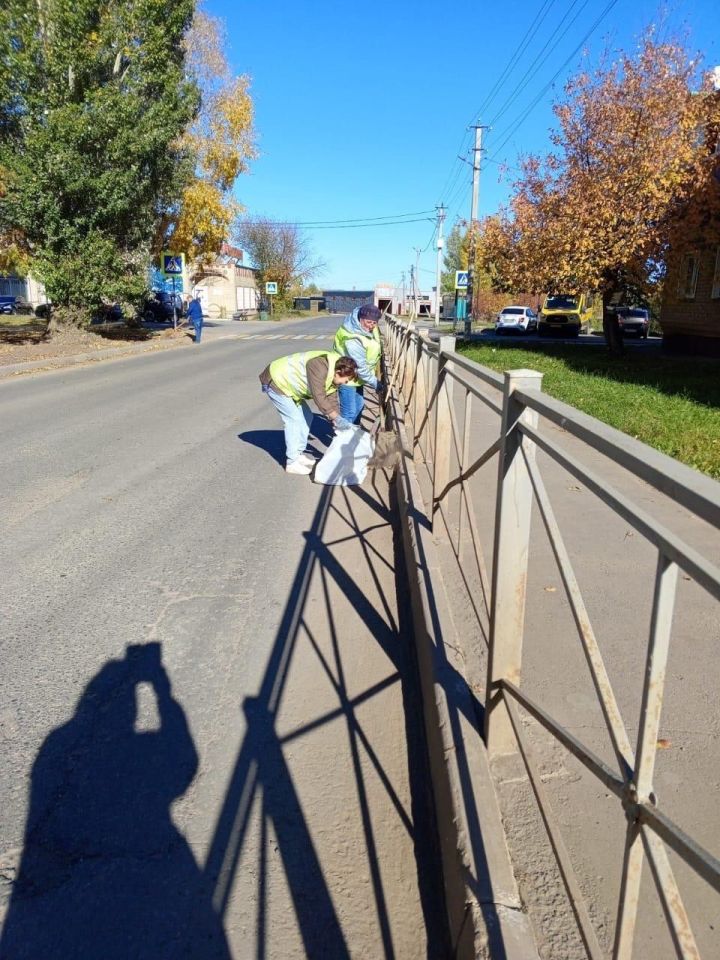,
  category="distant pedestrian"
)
[333,304,383,424]
[186,296,204,344]
[259,351,358,475]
